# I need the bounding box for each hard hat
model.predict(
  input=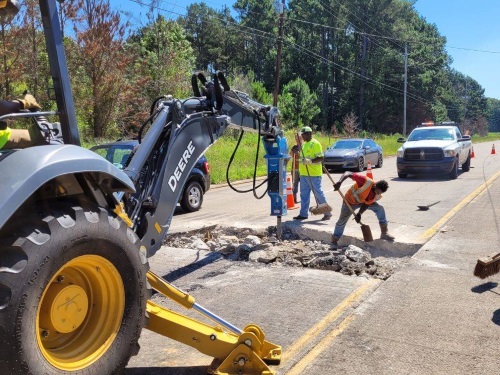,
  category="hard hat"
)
[301,126,312,133]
